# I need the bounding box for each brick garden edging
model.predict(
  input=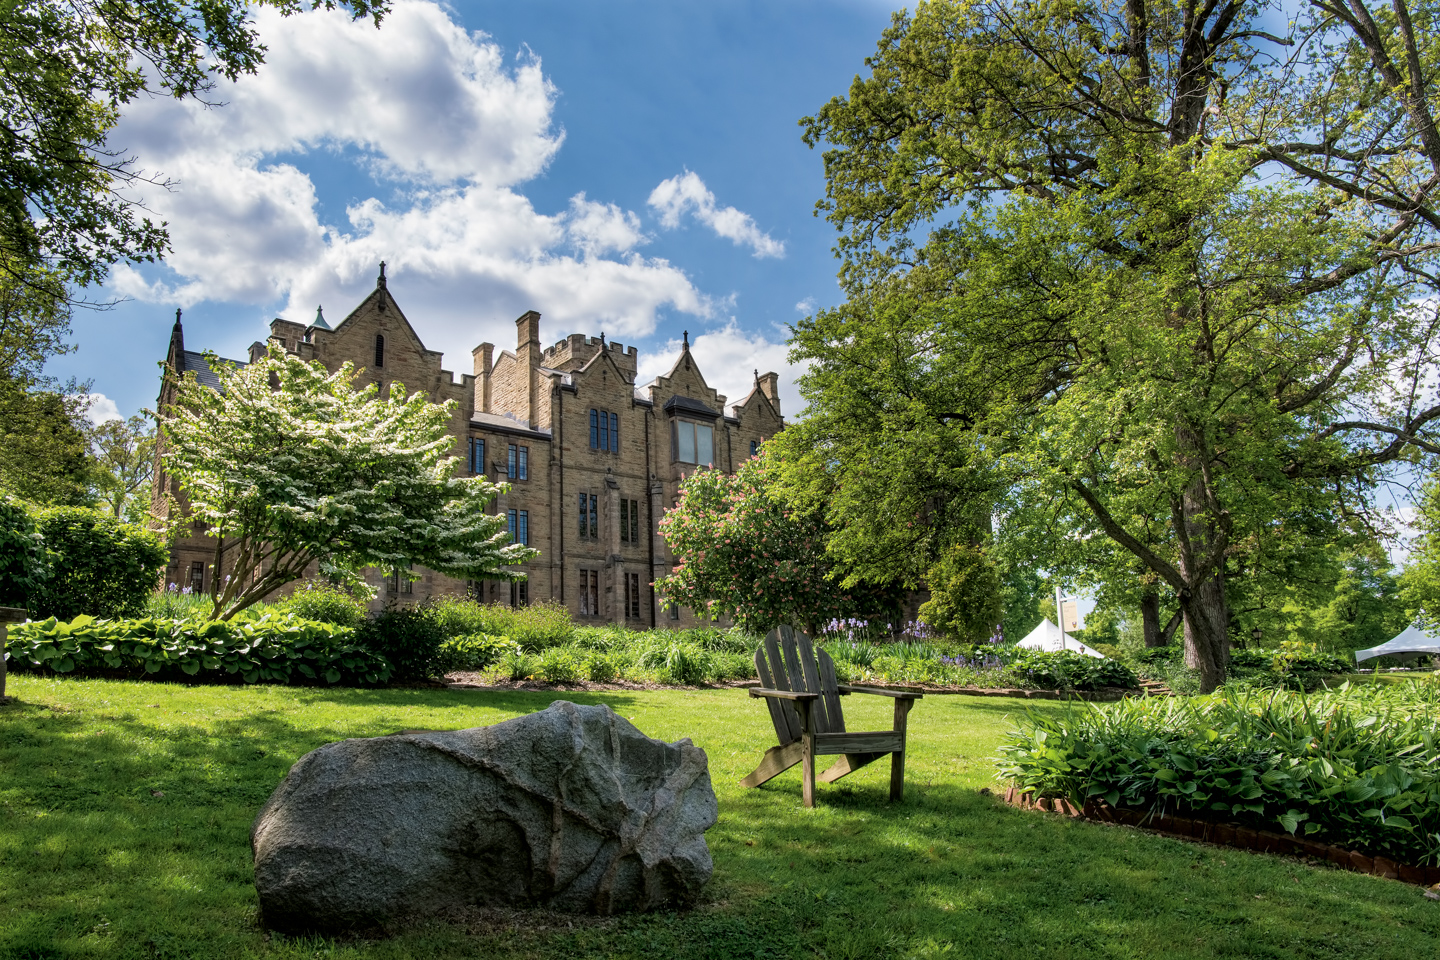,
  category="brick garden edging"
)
[1002,786,1440,887]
